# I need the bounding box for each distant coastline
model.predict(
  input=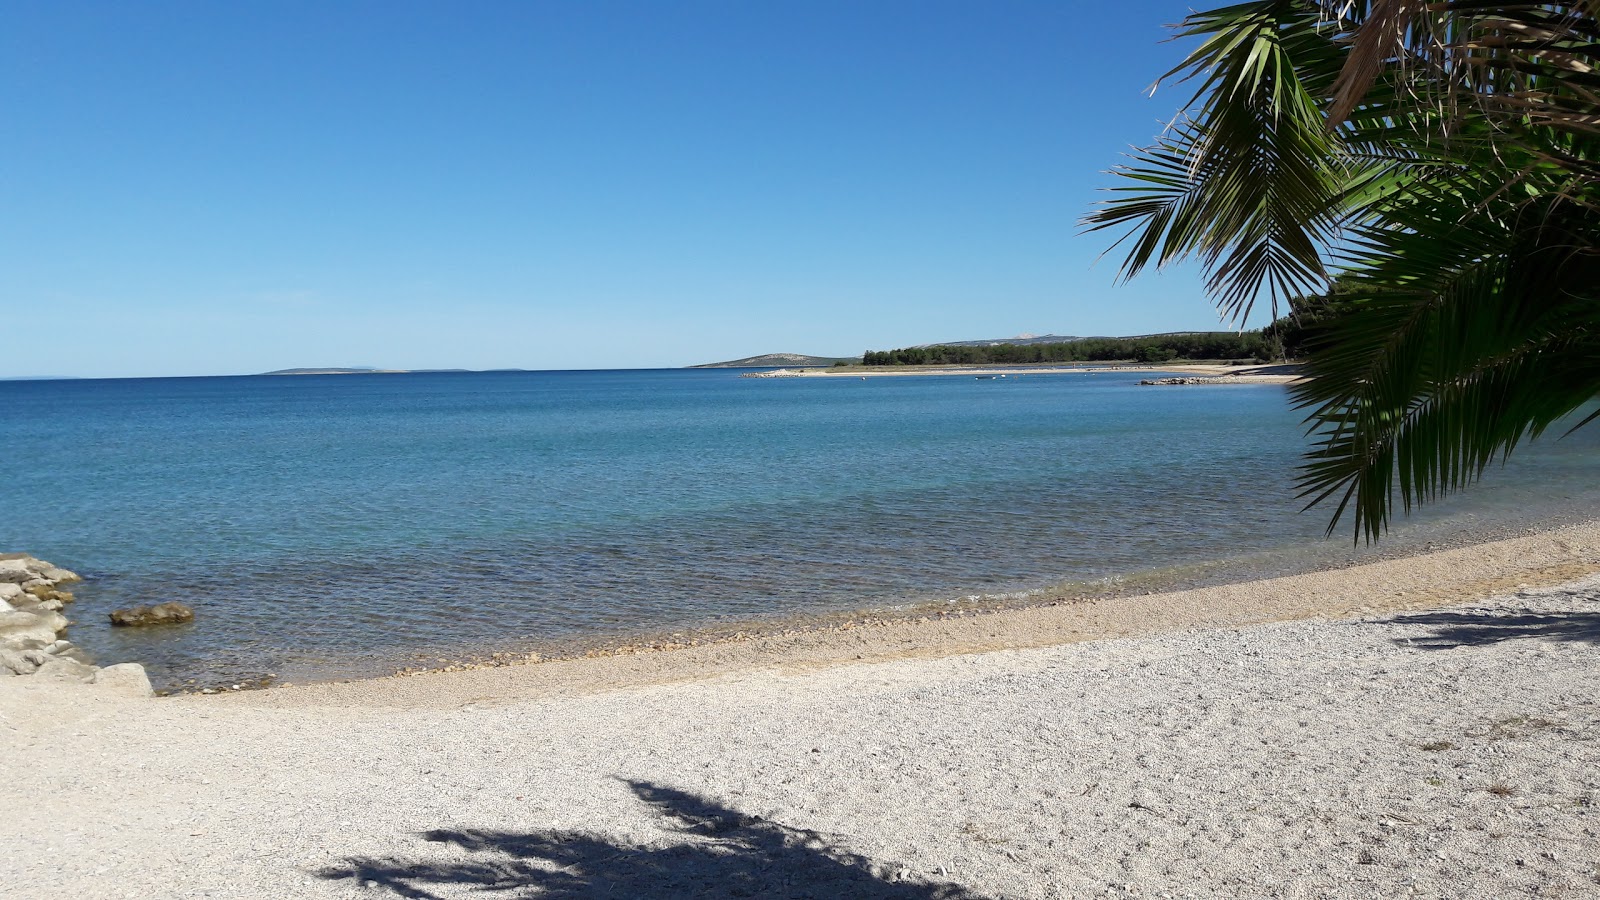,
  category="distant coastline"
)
[742,362,1304,384]
[259,367,410,376]
[256,367,522,376]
